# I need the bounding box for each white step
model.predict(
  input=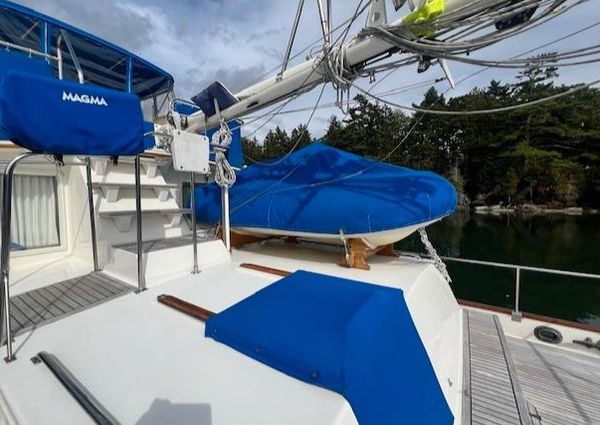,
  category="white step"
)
[99,208,189,232]
[103,237,229,288]
[92,182,178,203]
[96,192,181,214]
[91,155,171,178]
